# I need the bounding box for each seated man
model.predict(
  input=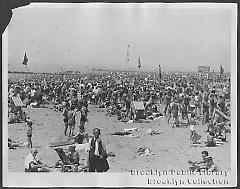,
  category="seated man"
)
[188,150,218,172]
[24,148,49,172]
[55,146,80,172]
[68,146,80,165]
